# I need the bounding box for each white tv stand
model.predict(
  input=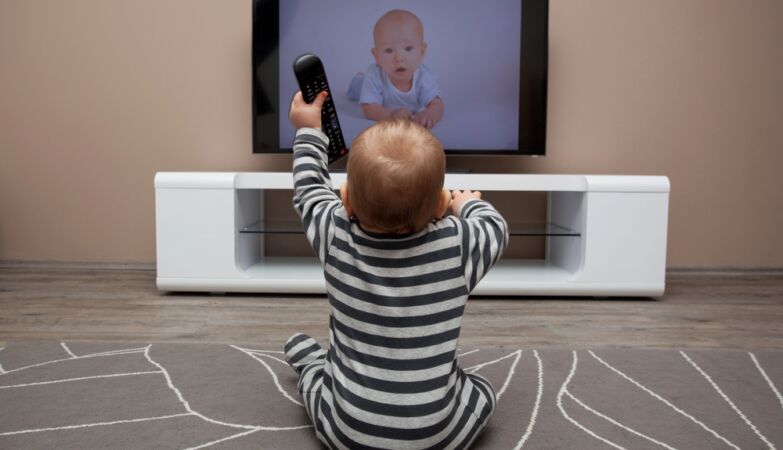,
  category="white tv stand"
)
[154,172,669,297]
